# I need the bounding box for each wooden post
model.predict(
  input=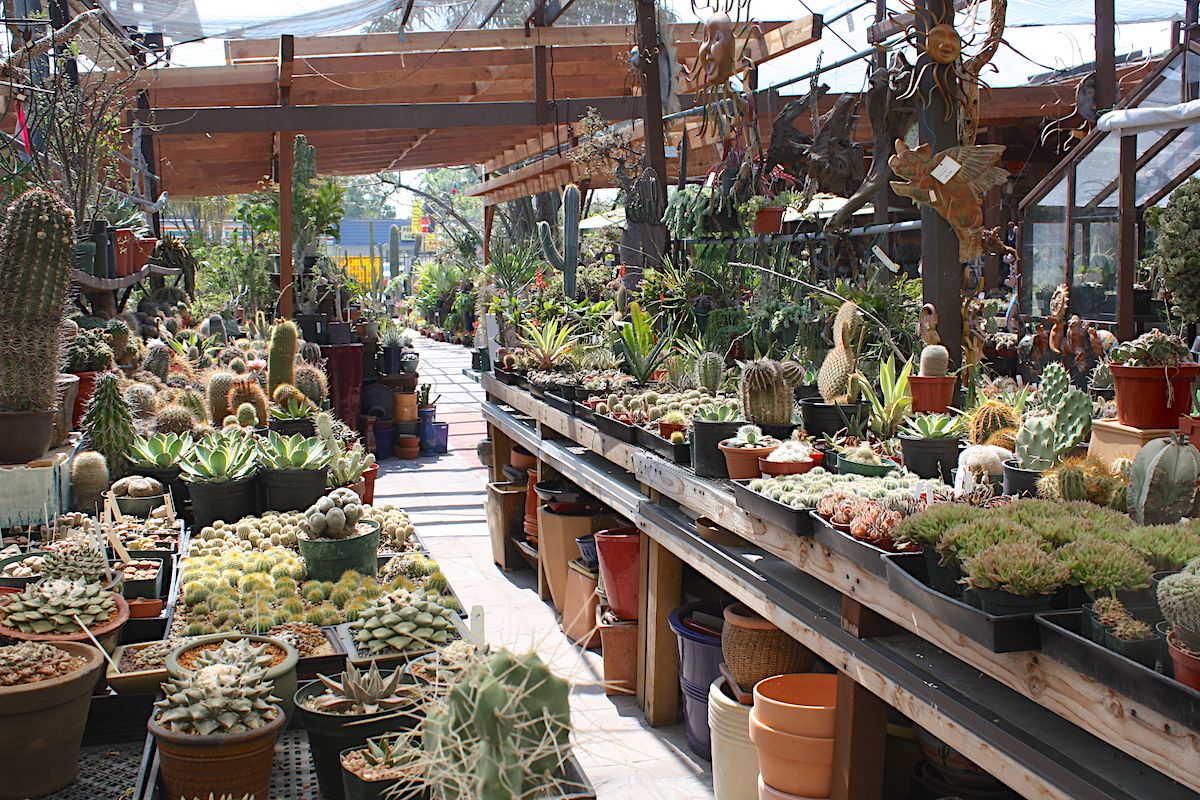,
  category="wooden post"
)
[637,534,681,726]
[483,205,495,267]
[1116,133,1136,340]
[277,34,296,319]
[1094,0,1117,112]
[917,0,962,374]
[831,597,891,800]
[634,0,669,203]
